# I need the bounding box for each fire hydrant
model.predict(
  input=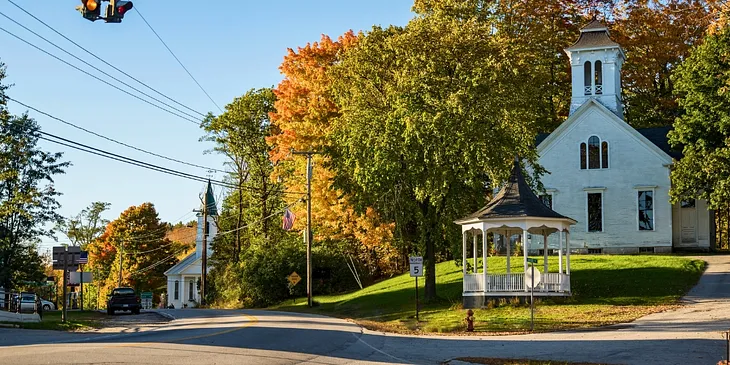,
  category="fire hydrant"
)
[465,309,475,332]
